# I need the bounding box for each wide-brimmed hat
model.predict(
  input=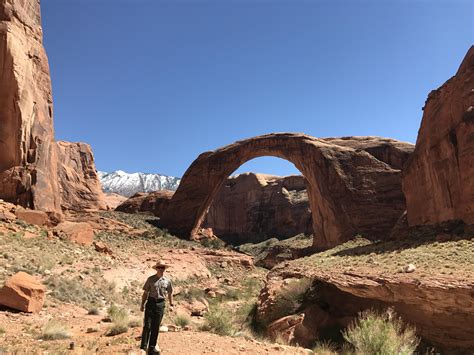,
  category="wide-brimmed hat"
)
[152,260,170,270]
